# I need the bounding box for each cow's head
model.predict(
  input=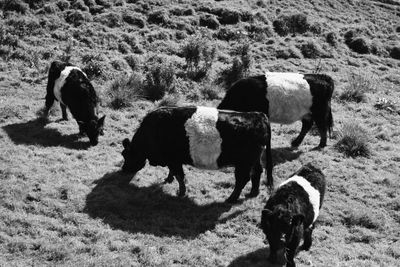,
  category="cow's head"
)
[261,206,304,261]
[121,138,146,173]
[78,115,105,146]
